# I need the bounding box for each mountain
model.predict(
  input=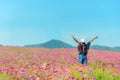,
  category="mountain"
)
[24,39,120,52]
[24,39,73,48]
[91,45,120,52]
